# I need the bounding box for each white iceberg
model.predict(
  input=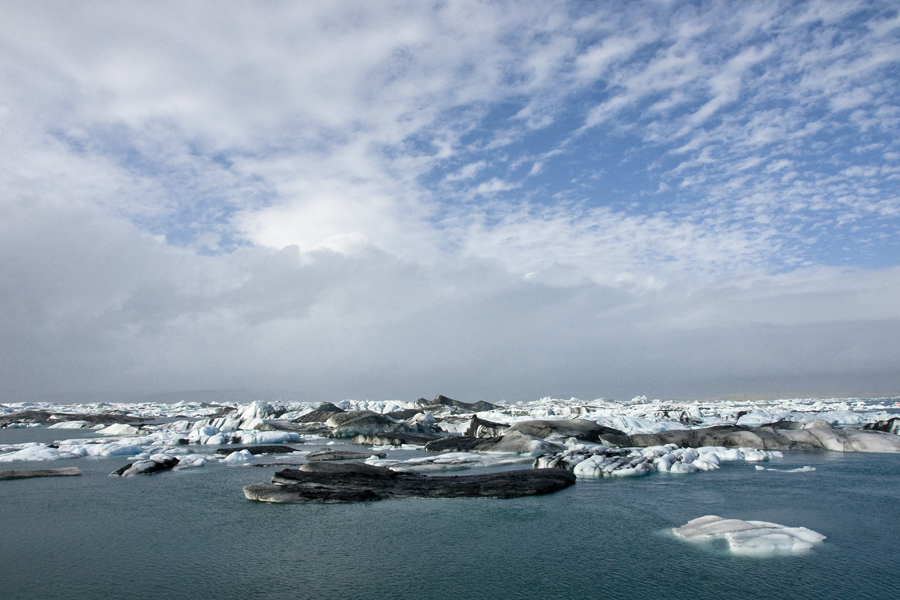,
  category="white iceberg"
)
[536,444,781,478]
[47,420,91,429]
[366,451,529,472]
[235,431,301,444]
[95,424,141,436]
[754,466,816,473]
[672,515,826,556]
[222,449,254,463]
